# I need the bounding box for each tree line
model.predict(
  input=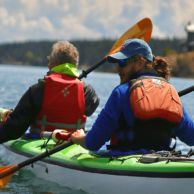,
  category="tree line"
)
[0,38,192,77]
